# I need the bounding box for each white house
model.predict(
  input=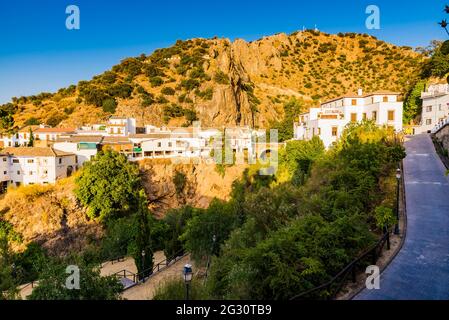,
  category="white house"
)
[294,90,403,148]
[53,135,103,167]
[106,117,136,136]
[0,147,77,187]
[419,83,449,133]
[0,126,39,148]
